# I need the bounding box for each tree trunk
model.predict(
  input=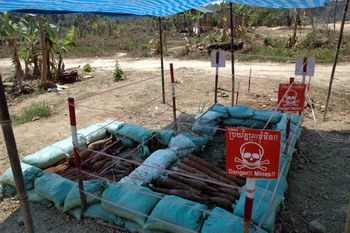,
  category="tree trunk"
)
[9,38,24,91]
[9,39,24,78]
[38,16,48,84]
[57,52,63,78]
